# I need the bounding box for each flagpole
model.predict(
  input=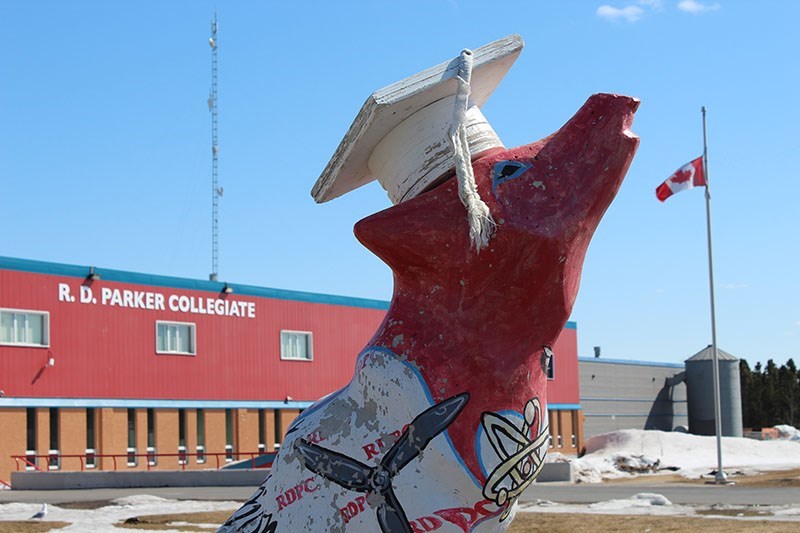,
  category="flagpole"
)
[702,106,727,484]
